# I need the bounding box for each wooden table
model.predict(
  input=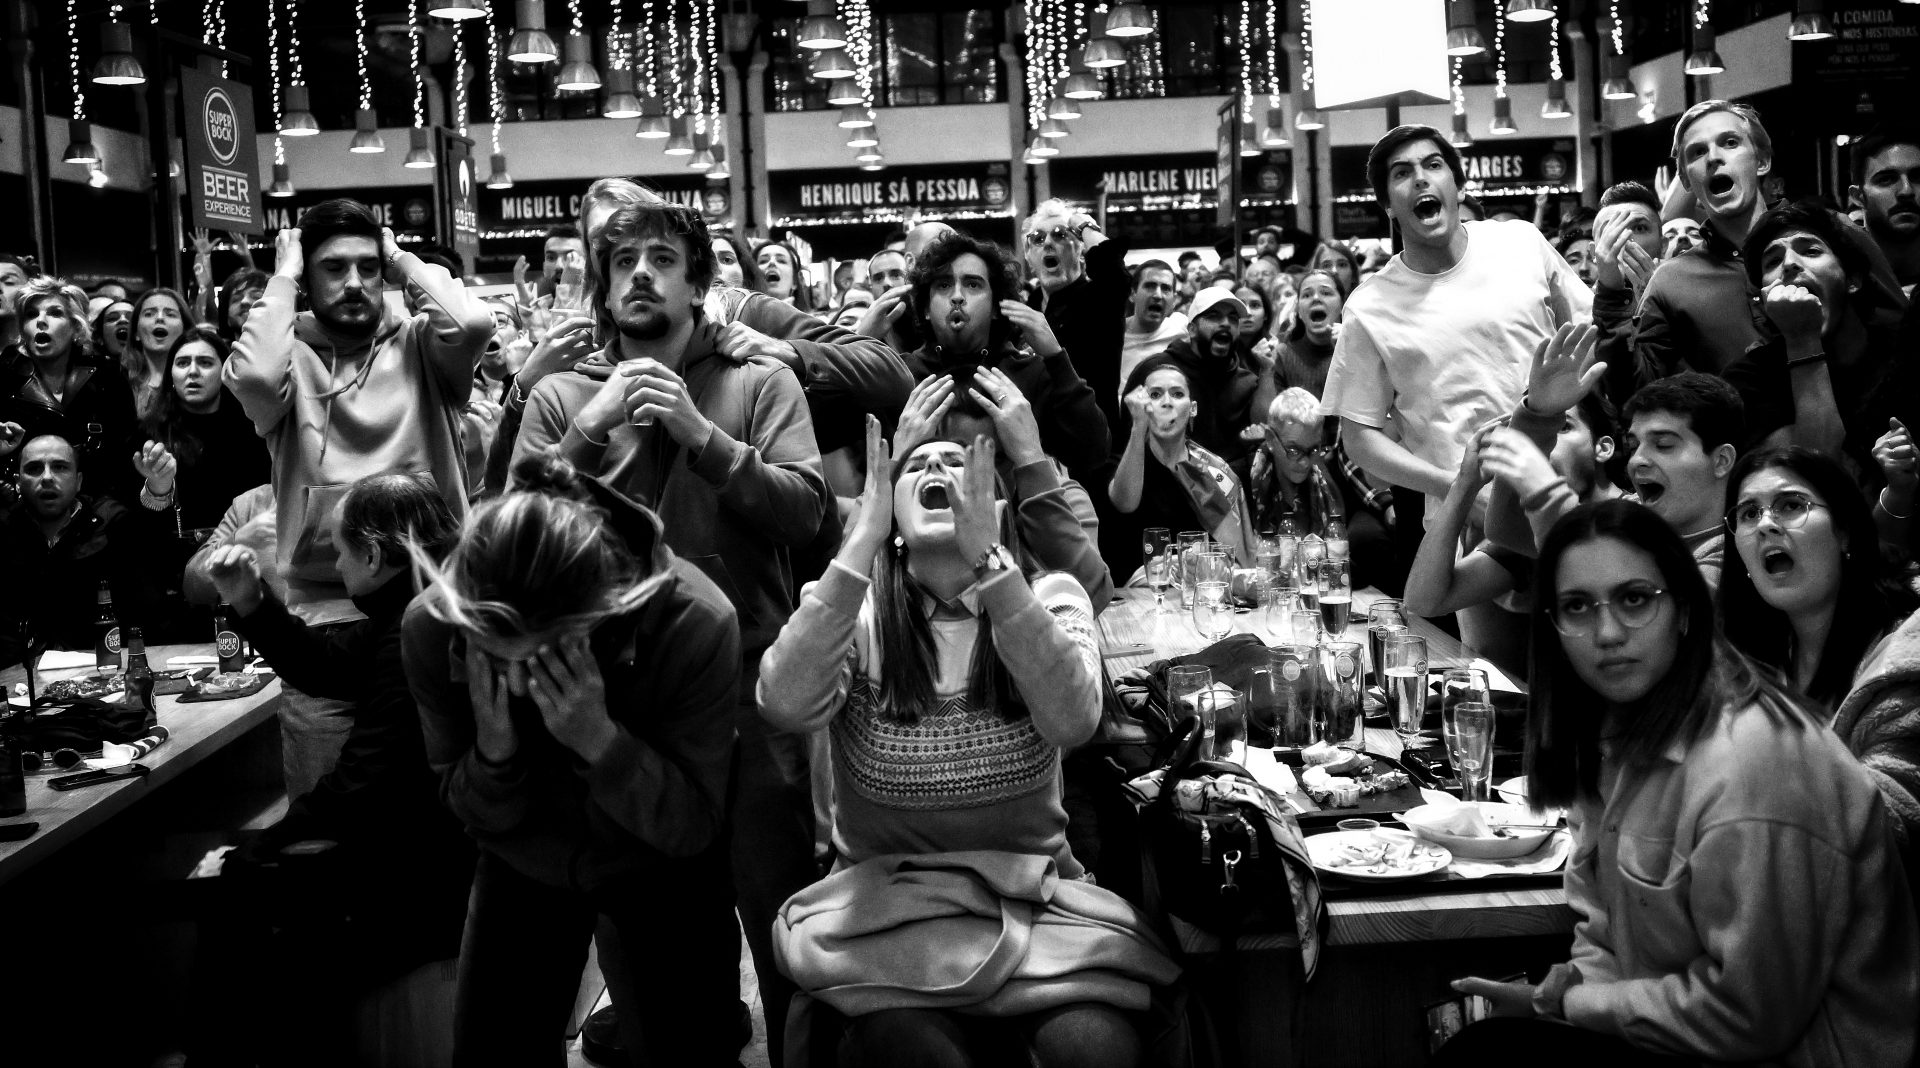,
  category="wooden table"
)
[0,645,283,887]
[1098,587,1575,948]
